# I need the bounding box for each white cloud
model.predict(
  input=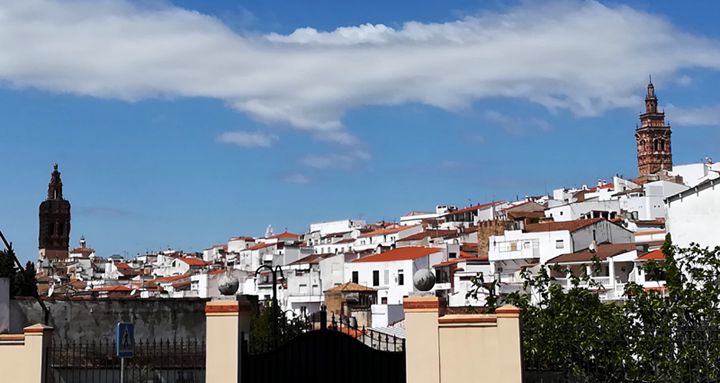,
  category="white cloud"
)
[666,104,720,126]
[483,110,550,135]
[283,173,310,184]
[217,131,278,147]
[301,150,371,169]
[1,1,720,144]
